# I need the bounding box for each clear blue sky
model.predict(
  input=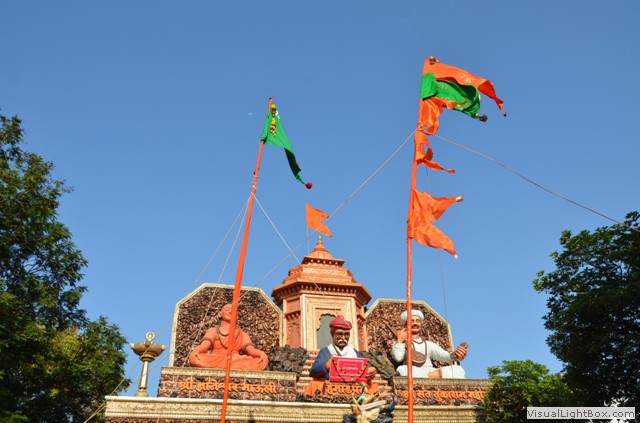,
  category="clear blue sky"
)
[2,1,639,398]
